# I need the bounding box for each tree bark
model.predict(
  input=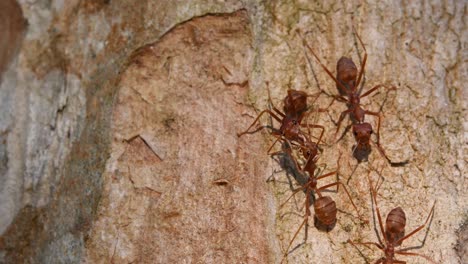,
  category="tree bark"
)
[0,1,465,263]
